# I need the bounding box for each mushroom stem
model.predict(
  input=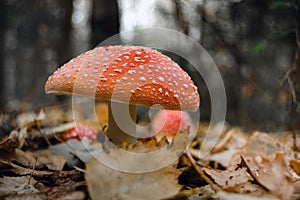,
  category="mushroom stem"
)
[106,101,137,144]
